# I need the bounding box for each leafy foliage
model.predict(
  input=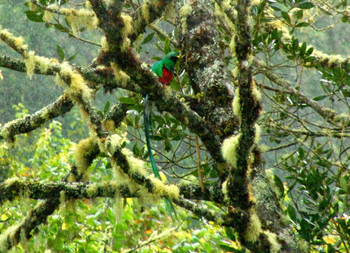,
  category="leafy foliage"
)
[0,0,350,252]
